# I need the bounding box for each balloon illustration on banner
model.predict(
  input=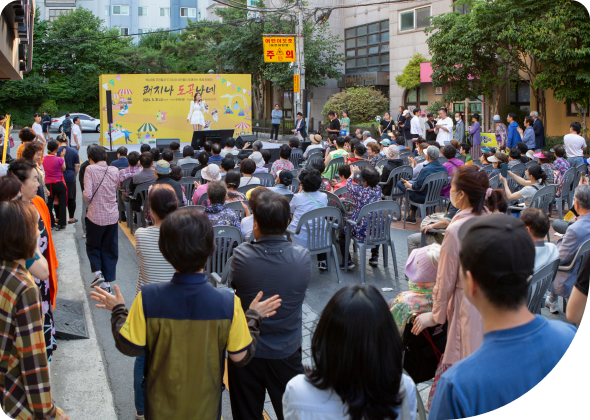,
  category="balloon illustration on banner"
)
[99,74,252,146]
